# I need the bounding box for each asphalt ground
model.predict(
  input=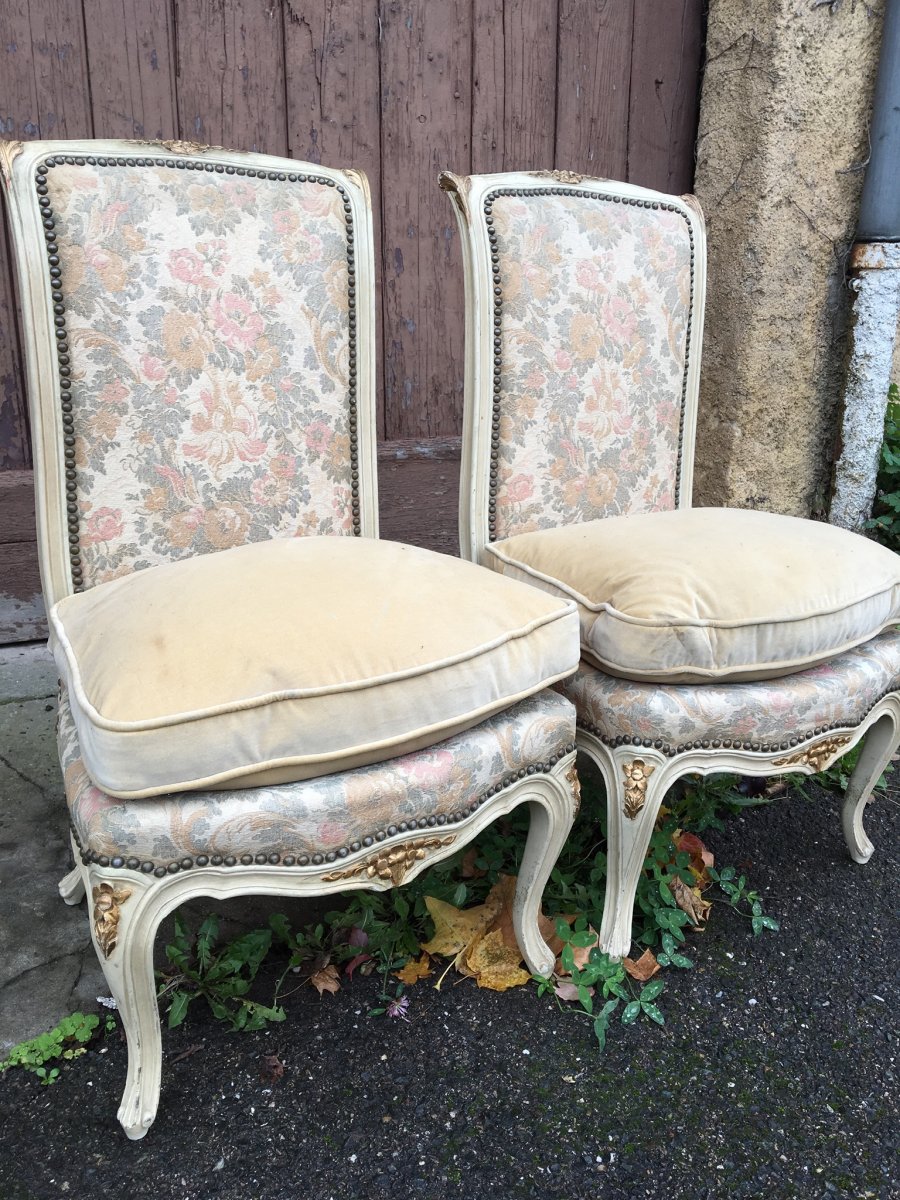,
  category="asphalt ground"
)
[0,771,897,1200]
